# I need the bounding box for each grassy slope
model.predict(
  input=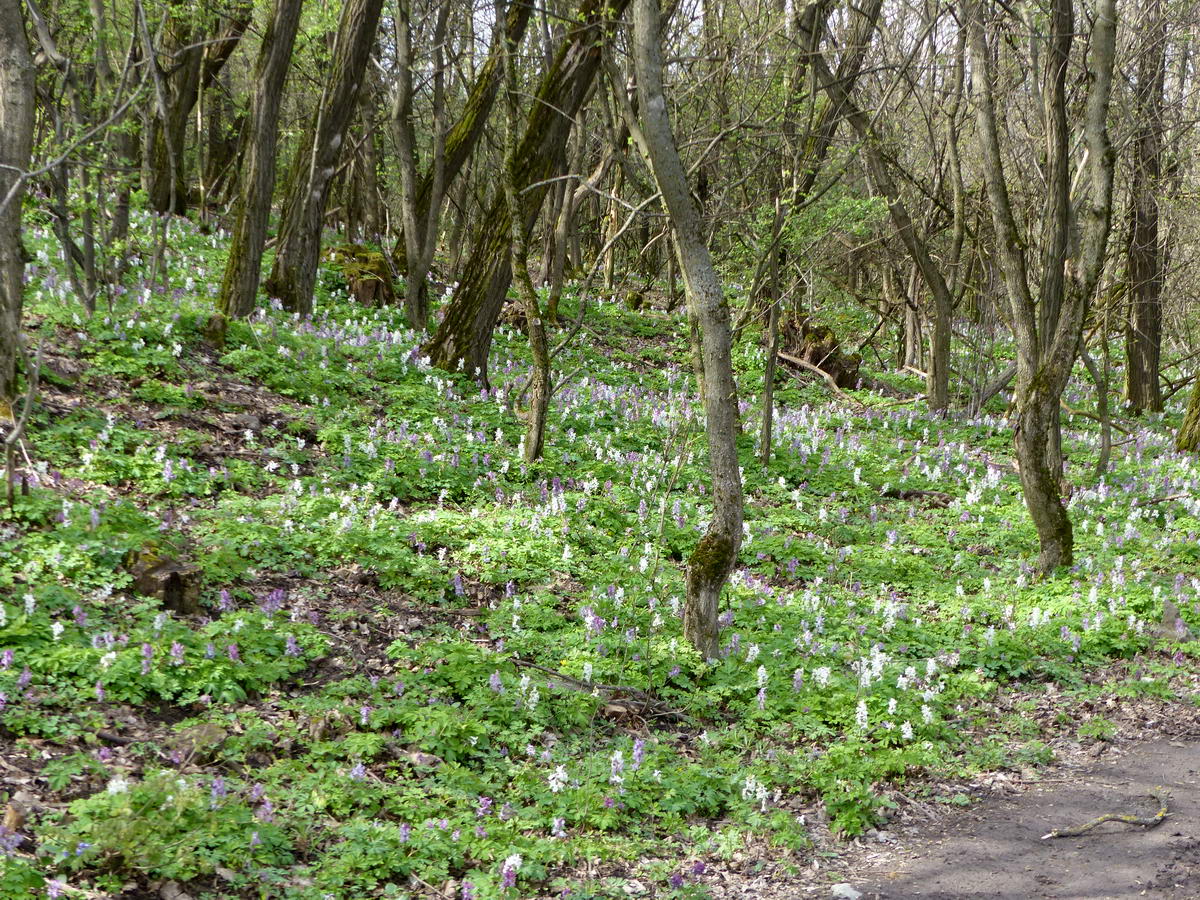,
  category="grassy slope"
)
[2,213,1200,899]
